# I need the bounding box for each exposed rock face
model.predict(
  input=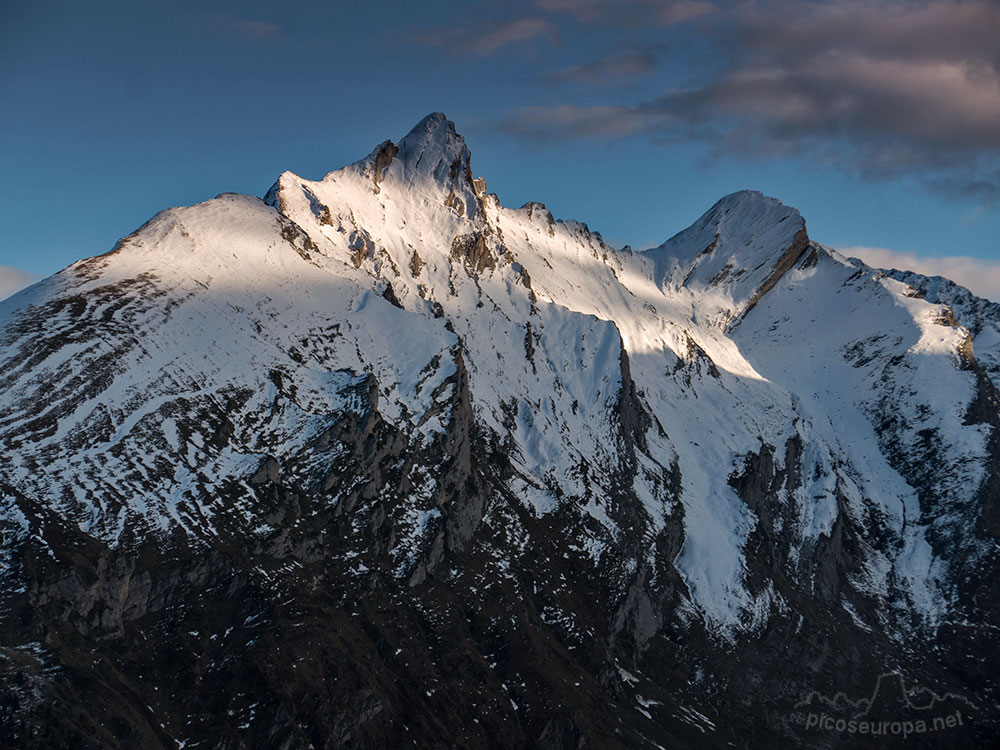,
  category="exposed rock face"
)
[0,115,998,748]
[881,266,1000,382]
[739,226,811,321]
[369,140,399,192]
